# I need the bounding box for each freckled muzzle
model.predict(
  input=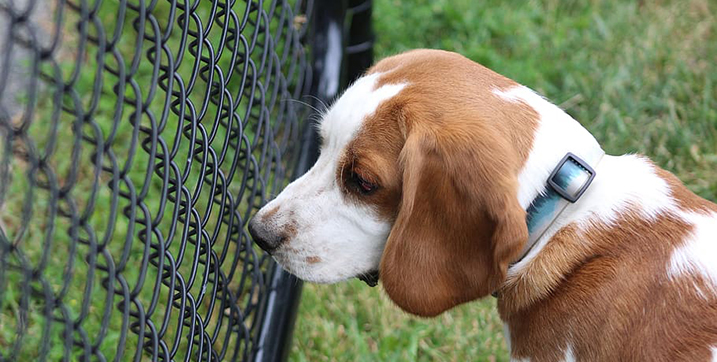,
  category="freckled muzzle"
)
[249,210,385,287]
